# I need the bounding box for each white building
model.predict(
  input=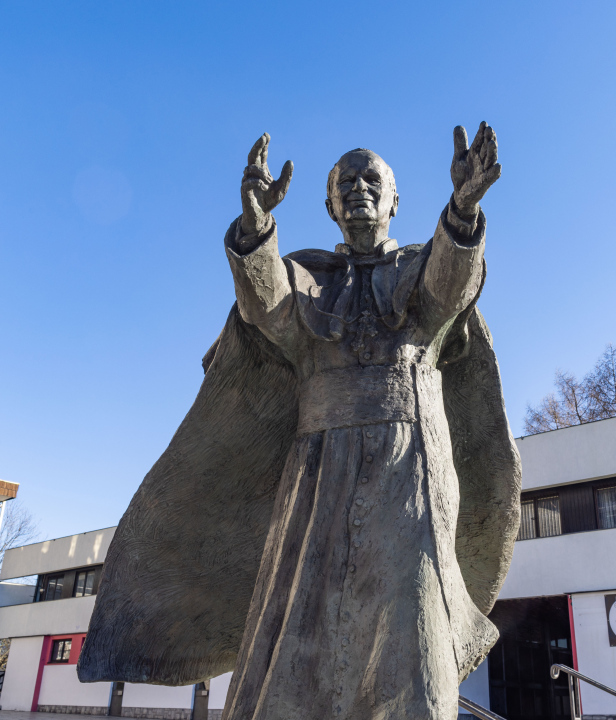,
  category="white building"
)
[0,527,232,717]
[1,417,615,720]
[461,415,616,720]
